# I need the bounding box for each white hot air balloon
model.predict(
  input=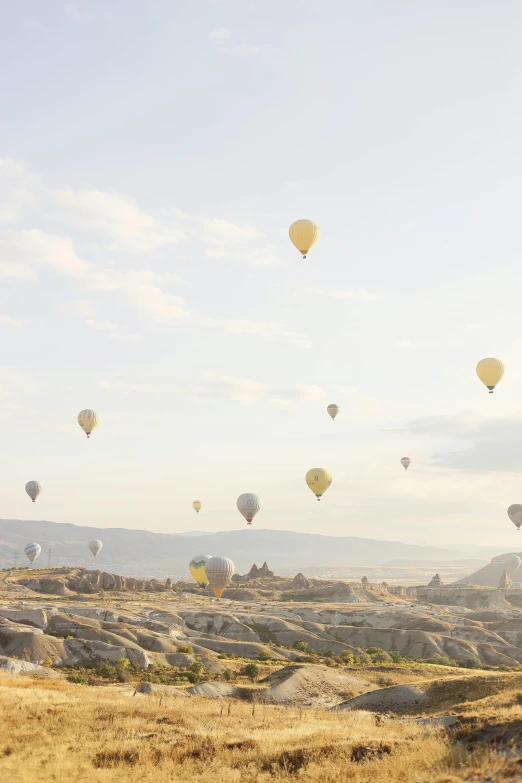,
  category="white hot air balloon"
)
[508,504,522,531]
[327,404,340,420]
[205,556,235,598]
[78,409,99,438]
[89,539,103,558]
[505,554,521,572]
[401,457,411,471]
[25,481,42,502]
[24,542,41,564]
[237,493,262,526]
